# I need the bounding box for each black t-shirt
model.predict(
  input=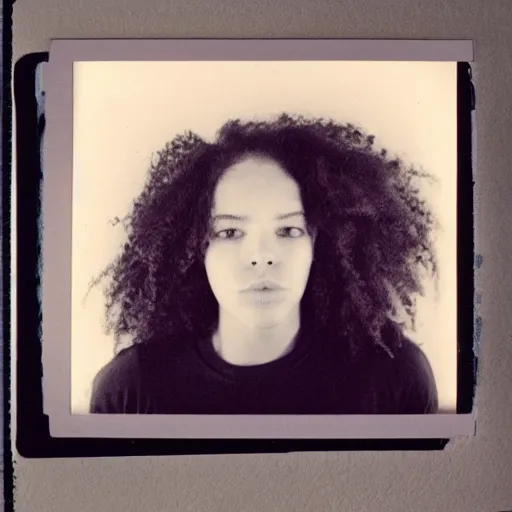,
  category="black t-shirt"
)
[89,327,439,415]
